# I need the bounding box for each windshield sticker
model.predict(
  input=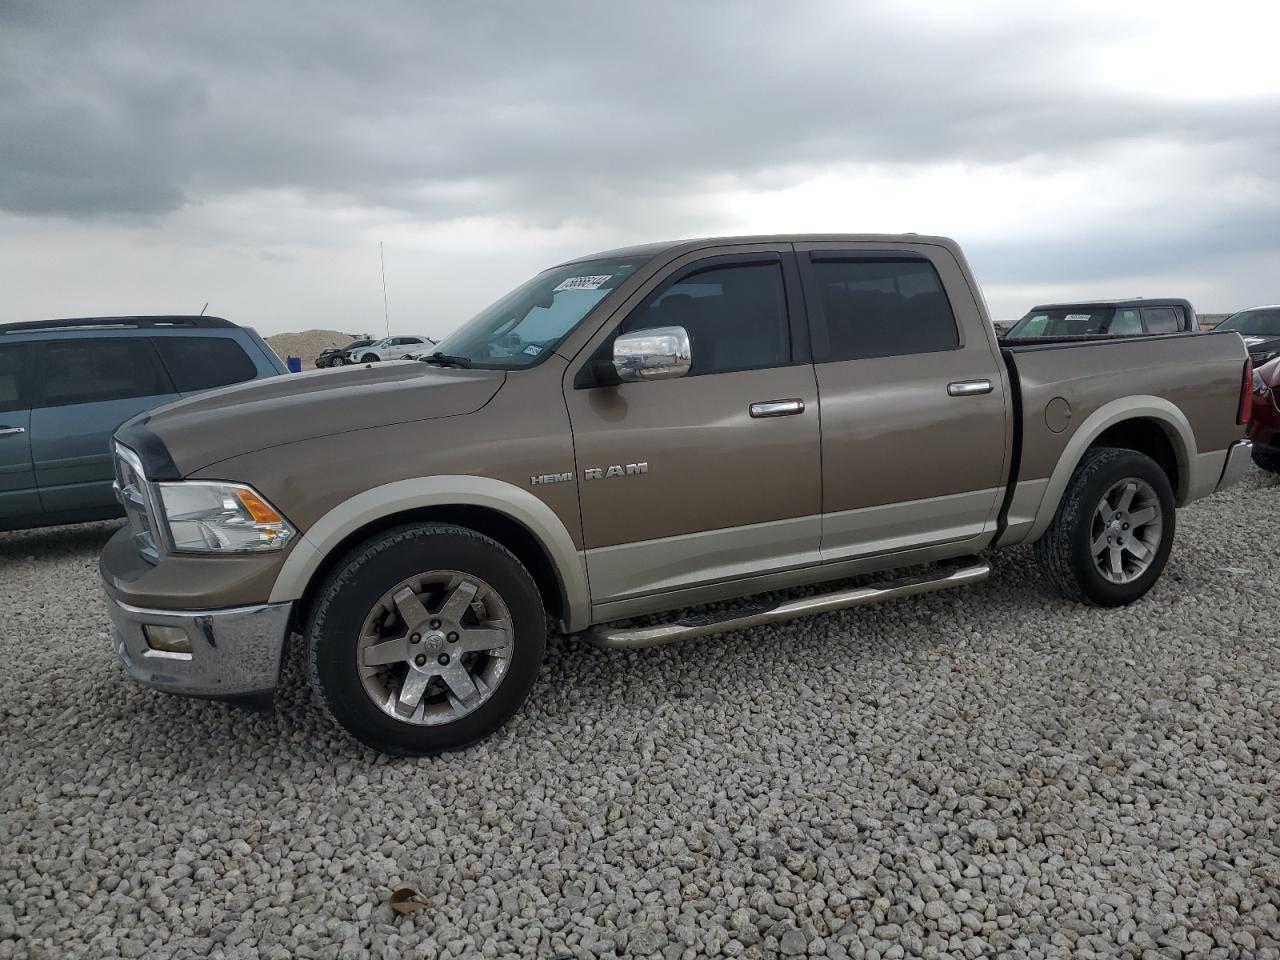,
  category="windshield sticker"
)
[553,275,612,292]
[1064,314,1093,322]
[521,343,543,356]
